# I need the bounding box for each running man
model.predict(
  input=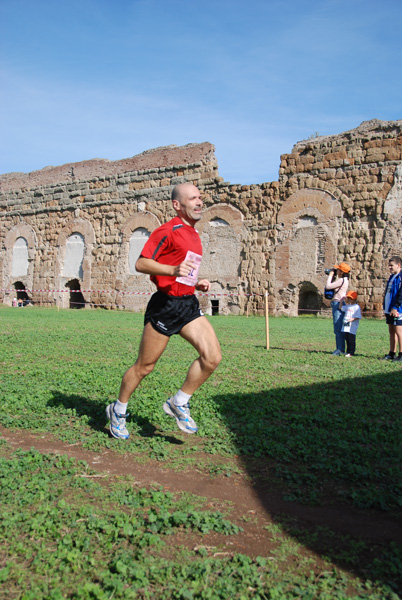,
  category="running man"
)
[106,183,222,439]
